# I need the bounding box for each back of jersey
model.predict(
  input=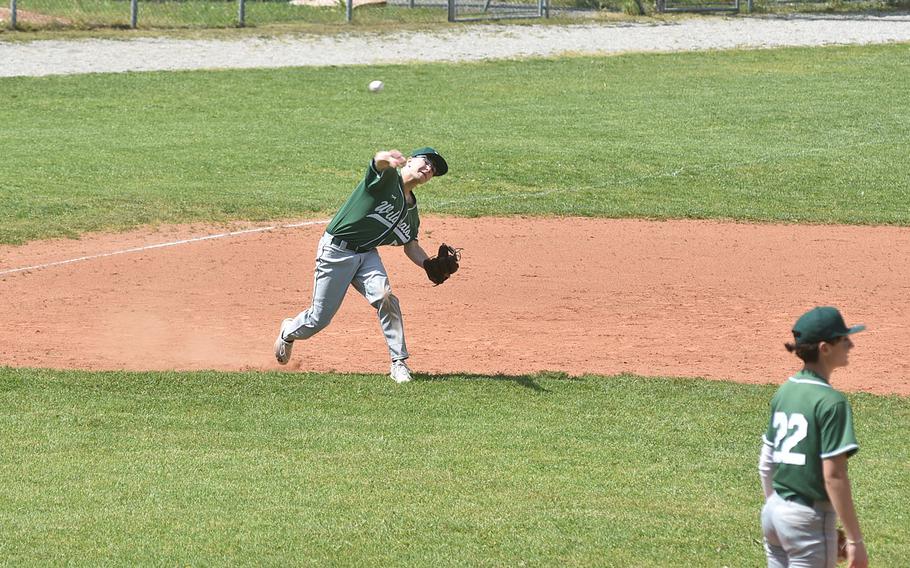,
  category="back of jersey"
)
[763,370,858,504]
